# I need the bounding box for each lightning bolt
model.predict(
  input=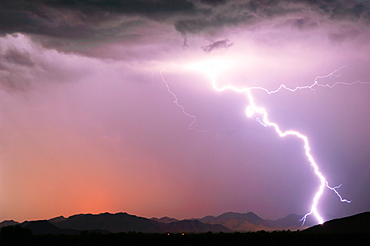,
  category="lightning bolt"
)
[160,68,206,133]
[248,66,369,95]
[208,67,366,225]
[162,61,367,224]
